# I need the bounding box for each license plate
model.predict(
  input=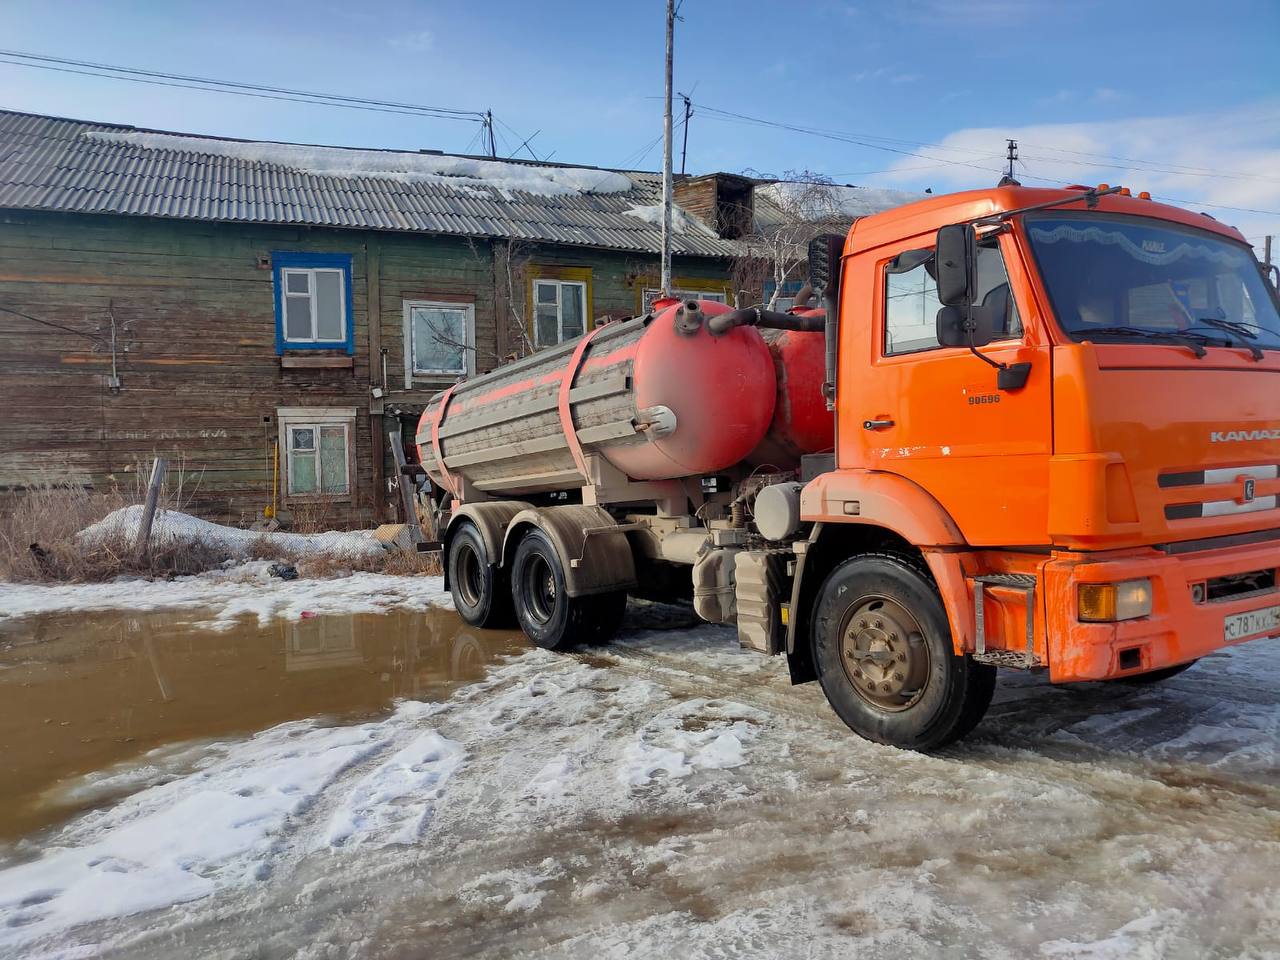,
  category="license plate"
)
[1224,605,1280,643]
